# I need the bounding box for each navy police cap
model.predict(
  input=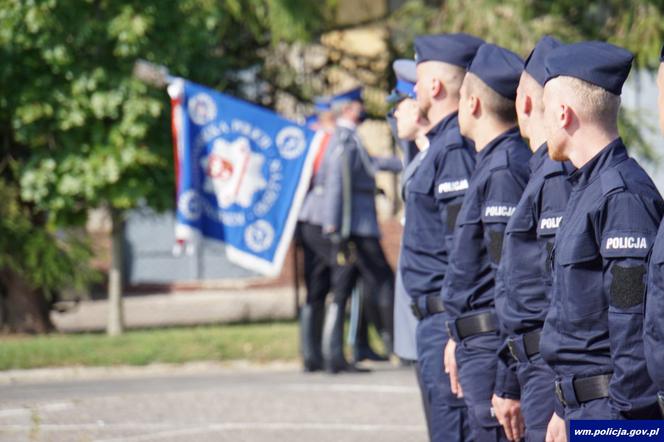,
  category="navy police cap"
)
[329,87,363,106]
[468,43,524,100]
[388,59,416,103]
[544,41,633,95]
[414,33,484,68]
[524,36,561,86]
